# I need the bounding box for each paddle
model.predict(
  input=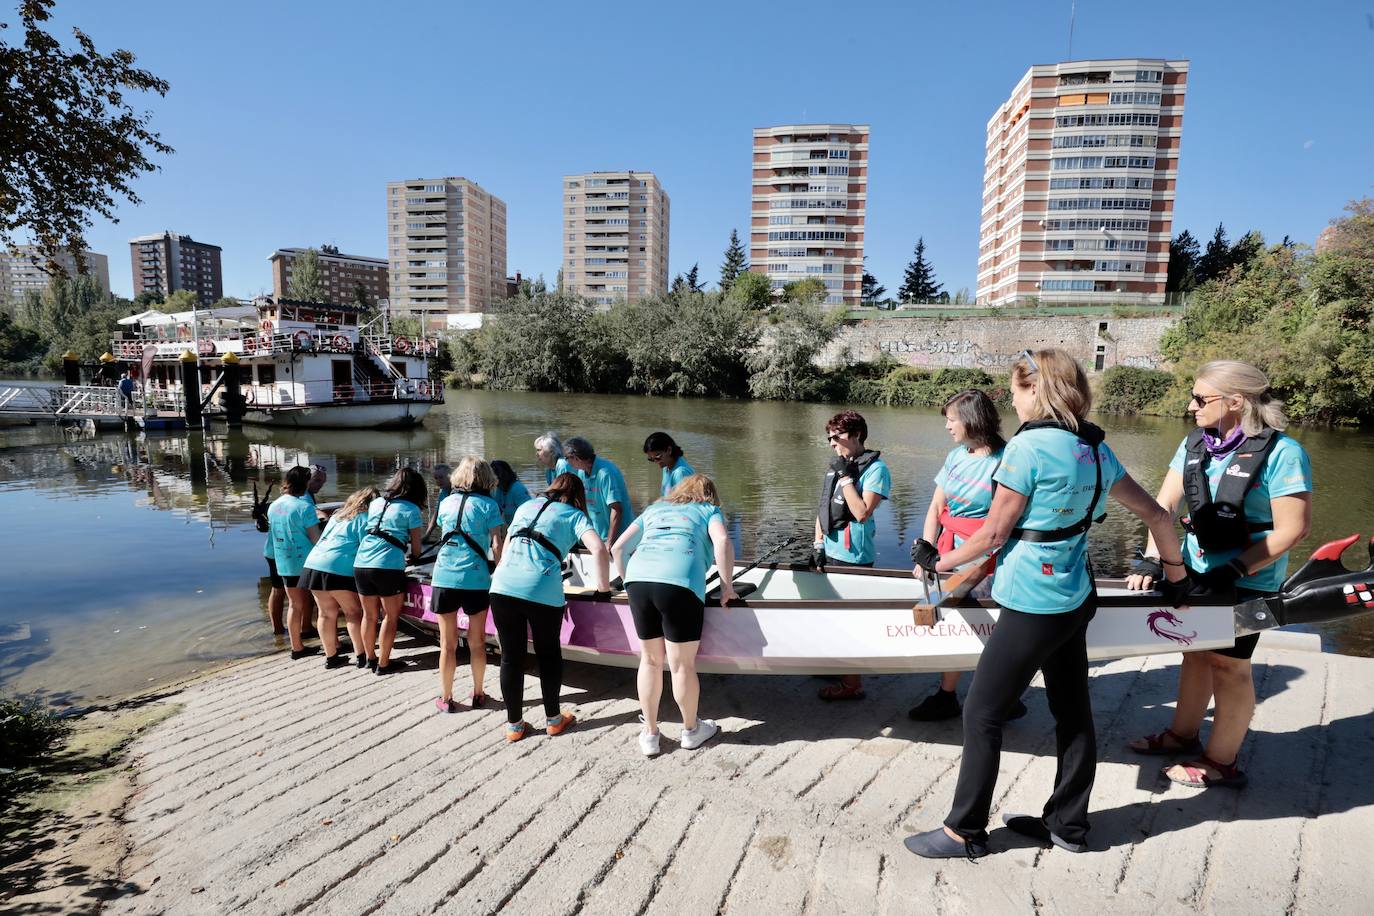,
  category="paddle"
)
[912,556,995,628]
[704,535,799,593]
